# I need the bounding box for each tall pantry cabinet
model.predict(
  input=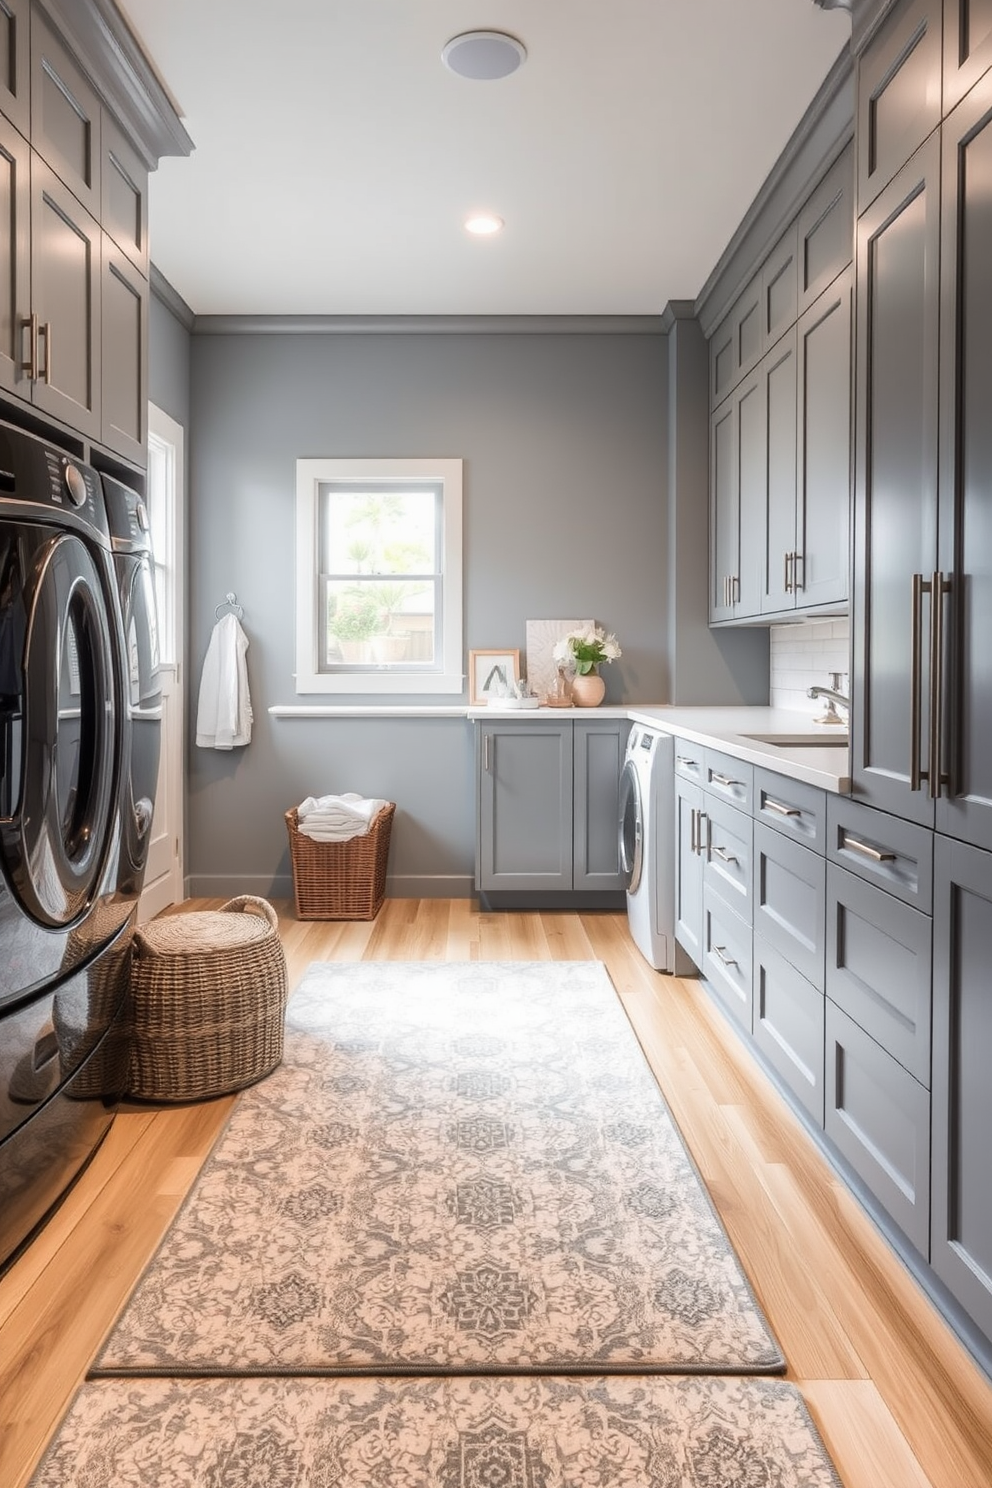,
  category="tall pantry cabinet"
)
[851,0,992,1343]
